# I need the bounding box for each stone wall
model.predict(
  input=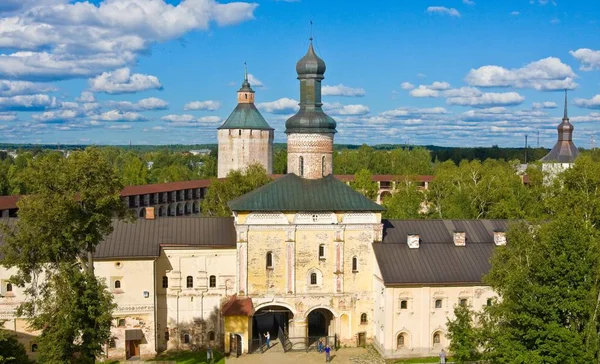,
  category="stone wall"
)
[287,133,334,179]
[217,129,273,178]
